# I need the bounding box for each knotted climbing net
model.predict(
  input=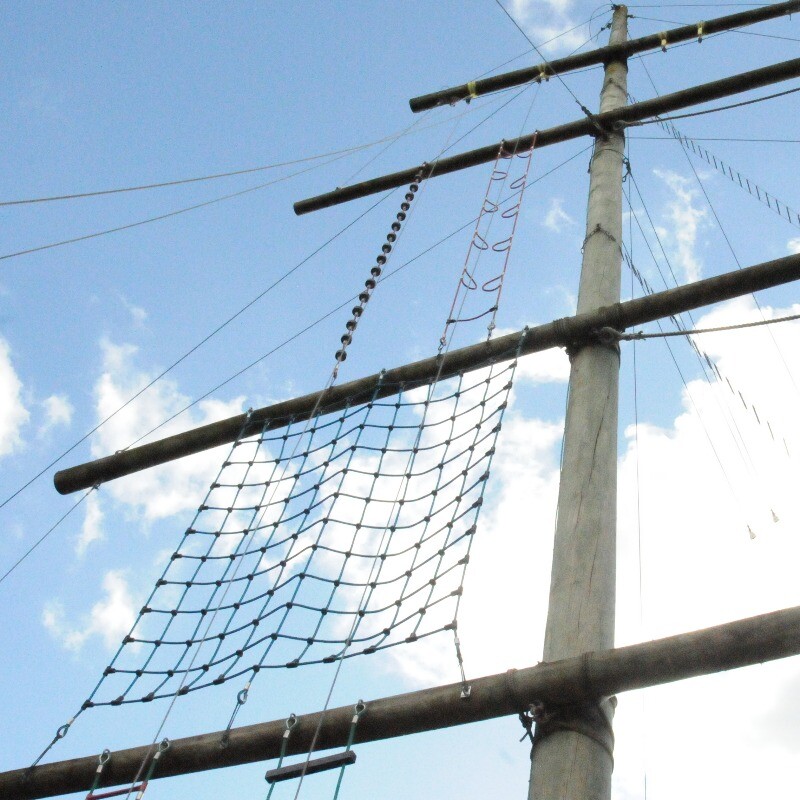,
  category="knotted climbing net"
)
[81,357,517,708]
